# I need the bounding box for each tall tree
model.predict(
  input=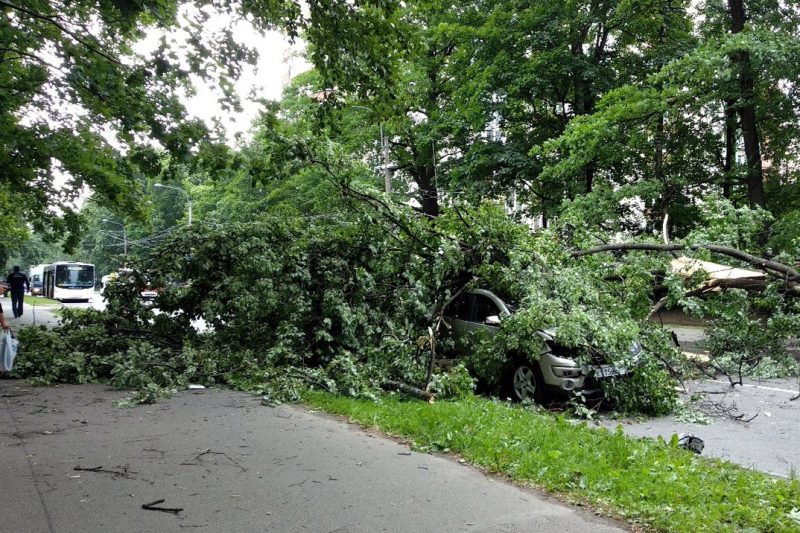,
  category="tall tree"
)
[727,0,765,207]
[0,0,405,243]
[442,0,694,221]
